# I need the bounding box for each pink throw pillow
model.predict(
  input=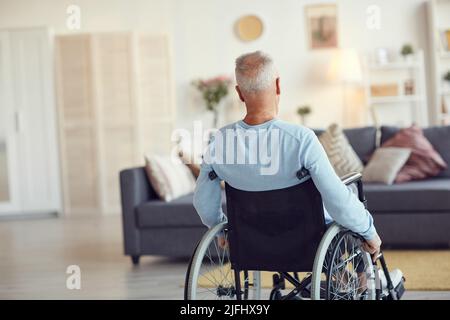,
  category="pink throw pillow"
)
[381,125,447,183]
